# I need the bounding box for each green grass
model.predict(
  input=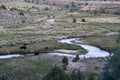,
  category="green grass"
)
[0,39,86,54]
[81,36,117,52]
